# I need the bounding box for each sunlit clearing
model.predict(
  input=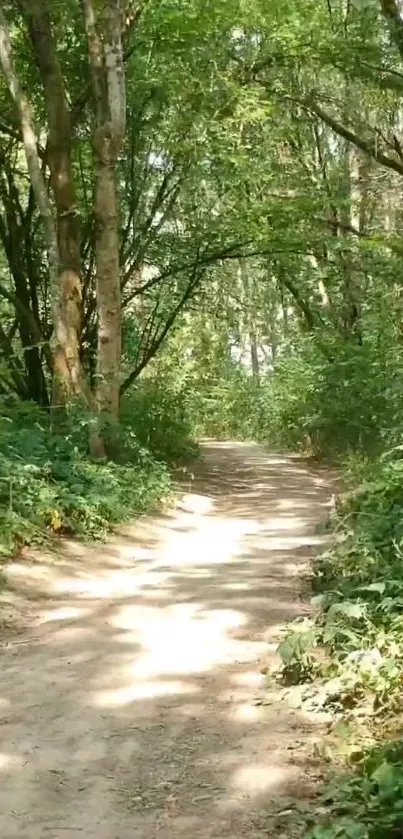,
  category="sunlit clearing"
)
[118,545,154,561]
[47,626,92,643]
[259,534,327,551]
[140,588,171,601]
[93,679,195,707]
[183,567,213,578]
[110,603,248,677]
[160,516,259,567]
[6,562,54,582]
[231,702,265,722]
[0,753,20,770]
[209,440,248,448]
[260,514,306,532]
[110,602,201,631]
[275,498,308,511]
[231,671,262,688]
[231,762,291,794]
[177,493,213,514]
[39,606,86,623]
[224,582,250,591]
[179,701,209,718]
[51,568,172,598]
[260,456,293,466]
